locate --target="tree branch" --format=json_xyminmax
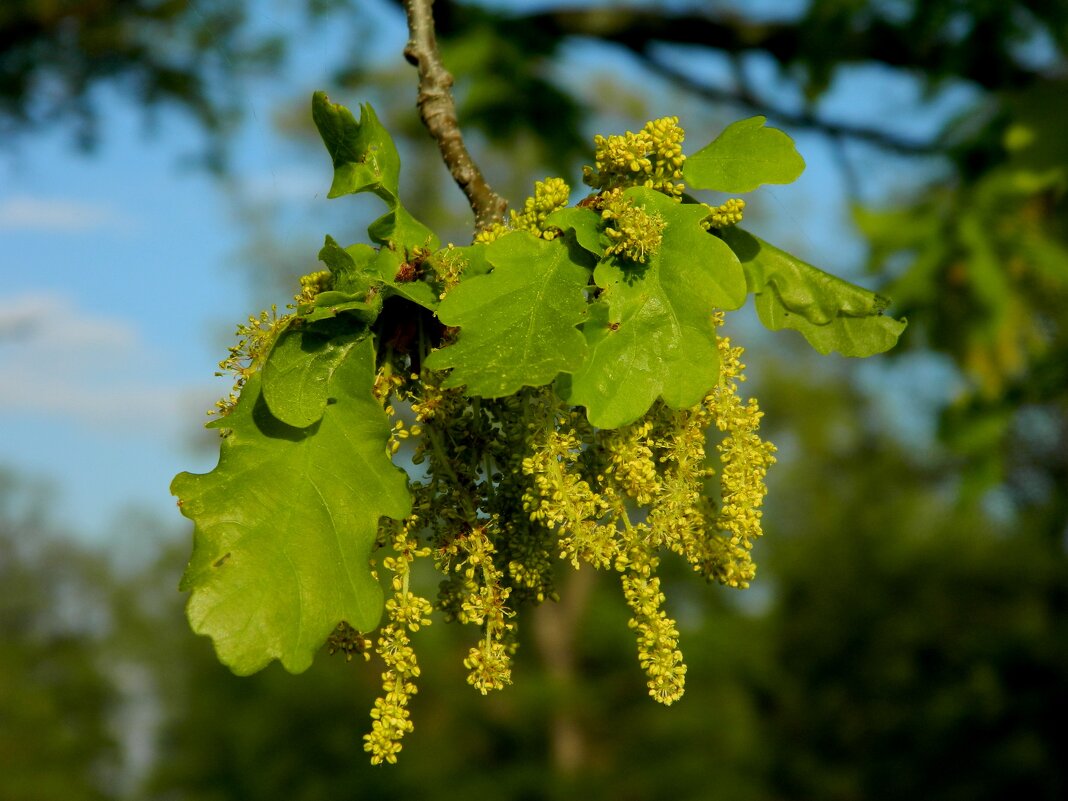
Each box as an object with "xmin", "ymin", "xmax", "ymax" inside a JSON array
[
  {"xmin": 401, "ymin": 0, "xmax": 507, "ymax": 232},
  {"xmin": 640, "ymin": 52, "xmax": 940, "ymax": 156},
  {"xmin": 397, "ymin": 1, "xmax": 1052, "ymax": 155},
  {"xmin": 515, "ymin": 7, "xmax": 1047, "ymax": 92}
]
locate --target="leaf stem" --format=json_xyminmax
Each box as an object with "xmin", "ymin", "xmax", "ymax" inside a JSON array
[{"xmin": 402, "ymin": 0, "xmax": 508, "ymax": 233}]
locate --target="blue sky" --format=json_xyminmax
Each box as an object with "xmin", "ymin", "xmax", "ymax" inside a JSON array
[
  {"xmin": 0, "ymin": 1, "xmax": 407, "ymax": 542},
  {"xmin": 0, "ymin": 1, "xmax": 973, "ymax": 545},
  {"xmin": 1, "ymin": 109, "xmax": 242, "ymax": 540}
]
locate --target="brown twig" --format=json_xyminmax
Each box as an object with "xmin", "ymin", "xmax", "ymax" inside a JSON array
[{"xmin": 402, "ymin": 0, "xmax": 507, "ymax": 232}]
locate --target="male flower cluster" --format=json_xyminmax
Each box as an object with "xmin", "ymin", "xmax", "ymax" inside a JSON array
[
  {"xmin": 703, "ymin": 197, "xmax": 746, "ymax": 229},
  {"xmin": 474, "ymin": 177, "xmax": 571, "ymax": 243},
  {"xmin": 363, "ymin": 510, "xmax": 433, "ymax": 763},
  {"xmin": 598, "ymin": 189, "xmax": 666, "ymax": 264},
  {"xmin": 583, "ymin": 116, "xmax": 687, "ymax": 197}
]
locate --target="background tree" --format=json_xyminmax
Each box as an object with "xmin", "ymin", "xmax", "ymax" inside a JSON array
[{"xmin": 0, "ymin": 470, "xmax": 120, "ymax": 801}]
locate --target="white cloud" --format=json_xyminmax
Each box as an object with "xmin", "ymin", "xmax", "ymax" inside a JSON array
[
  {"xmin": 0, "ymin": 195, "xmax": 135, "ymax": 233},
  {"xmin": 0, "ymin": 293, "xmax": 213, "ymax": 429},
  {"xmin": 0, "ymin": 293, "xmax": 133, "ymax": 348}
]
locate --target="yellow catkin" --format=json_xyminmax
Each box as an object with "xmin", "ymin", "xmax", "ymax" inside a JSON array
[
  {"xmin": 702, "ymin": 198, "xmax": 746, "ymax": 229},
  {"xmin": 599, "ymin": 189, "xmax": 666, "ymax": 263},
  {"xmin": 583, "ymin": 116, "xmax": 687, "ymax": 197},
  {"xmin": 363, "ymin": 519, "xmax": 433, "ymax": 764},
  {"xmin": 474, "ymin": 177, "xmax": 571, "ymax": 243}
]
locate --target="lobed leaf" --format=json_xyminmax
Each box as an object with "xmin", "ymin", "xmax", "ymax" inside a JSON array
[
  {"xmin": 172, "ymin": 338, "xmax": 411, "ymax": 675},
  {"xmin": 684, "ymin": 116, "xmax": 805, "ymax": 193},
  {"xmin": 312, "ymin": 92, "xmax": 400, "ymax": 199},
  {"xmin": 261, "ymin": 329, "xmax": 363, "ymax": 428},
  {"xmin": 562, "ymin": 188, "xmax": 746, "ymax": 428},
  {"xmin": 720, "ymin": 226, "xmax": 906, "ymax": 356},
  {"xmin": 318, "ymin": 236, "xmax": 378, "ymax": 295},
  {"xmin": 425, "ymin": 231, "xmax": 591, "ymax": 397},
  {"xmin": 545, "ymin": 206, "xmax": 604, "ymax": 256},
  {"xmin": 312, "ymin": 93, "xmax": 438, "ymax": 250}
]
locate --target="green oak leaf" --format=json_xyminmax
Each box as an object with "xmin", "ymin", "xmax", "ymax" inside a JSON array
[
  {"xmin": 684, "ymin": 116, "xmax": 805, "ymax": 193},
  {"xmin": 425, "ymin": 231, "xmax": 591, "ymax": 396},
  {"xmin": 318, "ymin": 236, "xmax": 378, "ymax": 295},
  {"xmin": 312, "ymin": 92, "xmax": 400, "ymax": 199},
  {"xmin": 562, "ymin": 188, "xmax": 746, "ymax": 428},
  {"xmin": 311, "ymin": 92, "xmax": 438, "ymax": 250},
  {"xmin": 261, "ymin": 330, "xmax": 363, "ymax": 428},
  {"xmin": 367, "ymin": 206, "xmax": 440, "ymax": 252},
  {"xmin": 300, "ymin": 291, "xmax": 379, "ymax": 325},
  {"xmin": 546, "ymin": 206, "xmax": 605, "ymax": 256},
  {"xmin": 720, "ymin": 226, "xmax": 906, "ymax": 356},
  {"xmin": 172, "ymin": 338, "xmax": 411, "ymax": 675}
]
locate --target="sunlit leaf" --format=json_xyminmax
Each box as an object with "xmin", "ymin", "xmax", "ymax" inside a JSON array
[
  {"xmin": 684, "ymin": 116, "xmax": 805, "ymax": 193},
  {"xmin": 312, "ymin": 93, "xmax": 438, "ymax": 250},
  {"xmin": 562, "ymin": 188, "xmax": 746, "ymax": 428},
  {"xmin": 425, "ymin": 231, "xmax": 591, "ymax": 396},
  {"xmin": 720, "ymin": 226, "xmax": 906, "ymax": 356},
  {"xmin": 172, "ymin": 338, "xmax": 411, "ymax": 675},
  {"xmin": 261, "ymin": 329, "xmax": 363, "ymax": 428},
  {"xmin": 312, "ymin": 93, "xmax": 400, "ymax": 199}
]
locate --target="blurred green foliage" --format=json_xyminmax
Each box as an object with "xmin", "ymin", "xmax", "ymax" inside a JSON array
[
  {"xmin": 0, "ymin": 471, "xmax": 119, "ymax": 801},
  {"xmin": 0, "ymin": 0, "xmax": 285, "ymax": 161},
  {"xmin": 757, "ymin": 369, "xmax": 1068, "ymax": 801},
  {"xmin": 6, "ymin": 357, "xmax": 1067, "ymax": 799},
  {"xmin": 858, "ymin": 78, "xmax": 1068, "ymax": 514}
]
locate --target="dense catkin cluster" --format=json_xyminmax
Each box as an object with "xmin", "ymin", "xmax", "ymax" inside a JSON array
[
  {"xmin": 483, "ymin": 393, "xmax": 560, "ymax": 605},
  {"xmin": 598, "ymin": 189, "xmax": 666, "ymax": 264},
  {"xmin": 334, "ymin": 309, "xmax": 775, "ymax": 761},
  {"xmin": 411, "ymin": 372, "xmax": 522, "ymax": 694},
  {"xmin": 583, "ymin": 116, "xmax": 687, "ymax": 197},
  {"xmin": 475, "ymin": 177, "xmax": 571, "ymax": 244},
  {"xmin": 363, "ymin": 517, "xmax": 434, "ymax": 765},
  {"xmin": 444, "ymin": 525, "xmax": 515, "ymax": 693},
  {"xmin": 327, "ymin": 338, "xmax": 775, "ymax": 760},
  {"xmin": 616, "ymin": 542, "xmax": 687, "ymax": 704},
  {"xmin": 705, "ymin": 333, "xmax": 777, "ymax": 588},
  {"xmin": 521, "ymin": 404, "xmax": 616, "ymax": 570},
  {"xmin": 702, "ymin": 198, "xmax": 746, "ymax": 229}
]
